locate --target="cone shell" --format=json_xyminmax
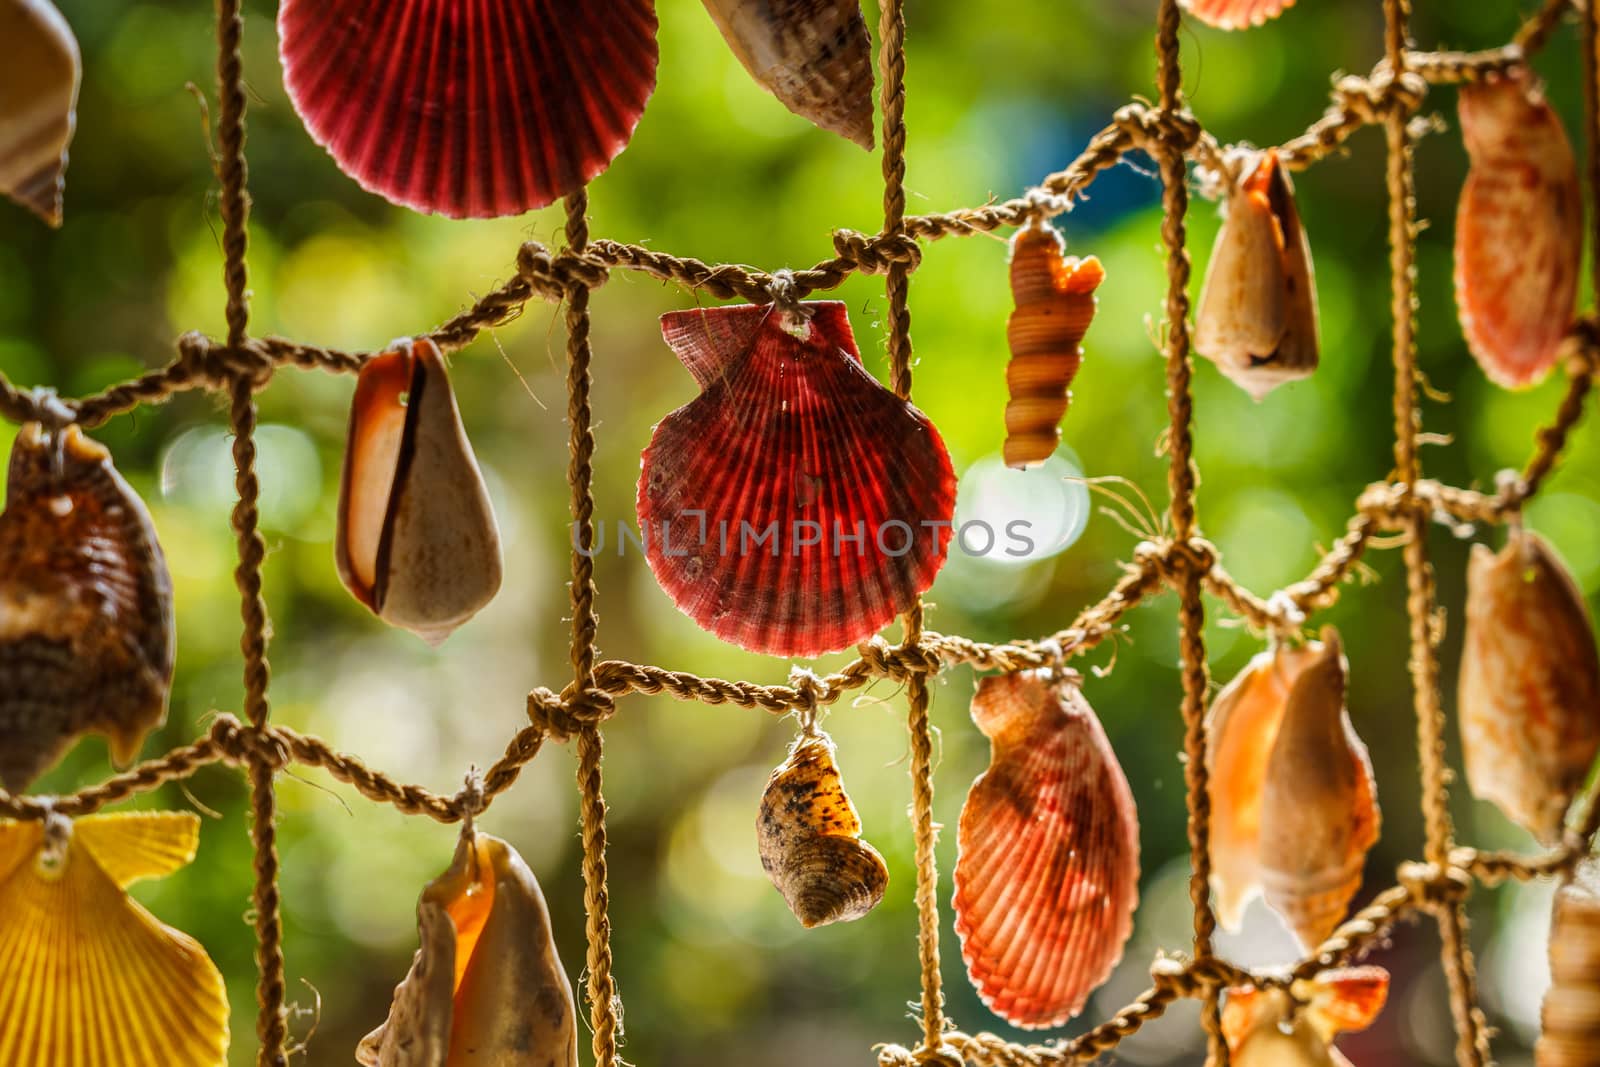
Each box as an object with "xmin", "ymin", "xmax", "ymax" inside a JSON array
[
  {"xmin": 1256, "ymin": 629, "xmax": 1380, "ymax": 951},
  {"xmin": 637, "ymin": 302, "xmax": 957, "ymax": 657},
  {"xmin": 756, "ymin": 729, "xmax": 888, "ymax": 927},
  {"xmin": 1460, "ymin": 529, "xmax": 1600, "ymax": 842},
  {"xmin": 1223, "ymin": 968, "xmax": 1389, "ymax": 1067},
  {"xmin": 952, "ymin": 671, "xmax": 1140, "ymax": 1028},
  {"xmin": 701, "ymin": 0, "xmax": 874, "ymax": 149},
  {"xmin": 337, "ymin": 338, "xmax": 502, "ymax": 646},
  {"xmin": 1003, "ymin": 221, "xmax": 1105, "ymax": 470},
  {"xmin": 0, "ymin": 423, "xmax": 174, "ymax": 791},
  {"xmin": 358, "ymin": 829, "xmax": 577, "ymax": 1067},
  {"xmin": 1195, "ymin": 150, "xmax": 1319, "ymax": 400},
  {"xmin": 278, "ymin": 0, "xmax": 659, "ymax": 218},
  {"xmin": 1184, "ymin": 0, "xmax": 1297, "ymax": 29},
  {"xmin": 1455, "ymin": 69, "xmax": 1581, "ymax": 389},
  {"xmin": 0, "ymin": 0, "xmax": 79, "ymax": 226},
  {"xmin": 1538, "ymin": 859, "xmax": 1600, "ymax": 1067},
  {"xmin": 0, "ymin": 812, "xmax": 229, "ymax": 1065},
  {"xmin": 1206, "ymin": 641, "xmax": 1322, "ymax": 931}
]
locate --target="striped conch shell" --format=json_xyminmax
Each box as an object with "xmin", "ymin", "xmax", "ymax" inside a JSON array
[
  {"xmin": 1539, "ymin": 859, "xmax": 1600, "ymax": 1067},
  {"xmin": 953, "ymin": 671, "xmax": 1140, "ymax": 1028},
  {"xmin": 358, "ymin": 828, "xmax": 578, "ymax": 1067},
  {"xmin": 700, "ymin": 0, "xmax": 874, "ymax": 148},
  {"xmin": 1460, "ymin": 529, "xmax": 1600, "ymax": 843},
  {"xmin": 756, "ymin": 727, "xmax": 888, "ymax": 927},
  {"xmin": 1256, "ymin": 629, "xmax": 1380, "ymax": 950},
  {"xmin": 1195, "ymin": 149, "xmax": 1319, "ymax": 400},
  {"xmin": 337, "ymin": 338, "xmax": 503, "ymax": 646},
  {"xmin": 0, "ymin": 811, "xmax": 229, "ymax": 1065},
  {"xmin": 1455, "ymin": 68, "xmax": 1581, "ymax": 389},
  {"xmin": 0, "ymin": 0, "xmax": 80, "ymax": 226},
  {"xmin": 0, "ymin": 423, "xmax": 174, "ymax": 791},
  {"xmin": 1003, "ymin": 220, "xmax": 1105, "ymax": 469},
  {"xmin": 1223, "ymin": 967, "xmax": 1389, "ymax": 1067}
]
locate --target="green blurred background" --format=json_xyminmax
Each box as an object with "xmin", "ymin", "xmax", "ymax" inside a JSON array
[{"xmin": 3, "ymin": 0, "xmax": 1598, "ymax": 1063}]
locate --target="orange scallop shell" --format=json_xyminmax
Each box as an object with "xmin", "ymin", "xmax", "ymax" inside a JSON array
[
  {"xmin": 1539, "ymin": 859, "xmax": 1600, "ymax": 1067},
  {"xmin": 1184, "ymin": 0, "xmax": 1297, "ymax": 29},
  {"xmin": 0, "ymin": 0, "xmax": 80, "ymax": 226},
  {"xmin": 1223, "ymin": 967, "xmax": 1389, "ymax": 1067}
]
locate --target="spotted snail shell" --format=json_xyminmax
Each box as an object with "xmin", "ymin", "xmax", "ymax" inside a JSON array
[
  {"xmin": 336, "ymin": 338, "xmax": 503, "ymax": 646},
  {"xmin": 756, "ymin": 728, "xmax": 888, "ymax": 928},
  {"xmin": 0, "ymin": 423, "xmax": 174, "ymax": 792},
  {"xmin": 1455, "ymin": 68, "xmax": 1581, "ymax": 389},
  {"xmin": 1256, "ymin": 629, "xmax": 1380, "ymax": 951},
  {"xmin": 0, "ymin": 0, "xmax": 79, "ymax": 226},
  {"xmin": 1183, "ymin": 0, "xmax": 1297, "ymax": 30},
  {"xmin": 1003, "ymin": 221, "xmax": 1105, "ymax": 470},
  {"xmin": 1460, "ymin": 529, "xmax": 1600, "ymax": 843},
  {"xmin": 700, "ymin": 0, "xmax": 874, "ymax": 149},
  {"xmin": 1223, "ymin": 967, "xmax": 1389, "ymax": 1067},
  {"xmin": 358, "ymin": 829, "xmax": 578, "ymax": 1067},
  {"xmin": 1539, "ymin": 859, "xmax": 1600, "ymax": 1067},
  {"xmin": 1195, "ymin": 149, "xmax": 1319, "ymax": 401},
  {"xmin": 952, "ymin": 671, "xmax": 1140, "ymax": 1029}
]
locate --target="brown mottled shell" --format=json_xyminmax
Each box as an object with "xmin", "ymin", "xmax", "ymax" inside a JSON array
[
  {"xmin": 358, "ymin": 829, "xmax": 577, "ymax": 1067},
  {"xmin": 700, "ymin": 0, "xmax": 874, "ymax": 149},
  {"xmin": 0, "ymin": 0, "xmax": 79, "ymax": 226},
  {"xmin": 1184, "ymin": 0, "xmax": 1298, "ymax": 30},
  {"xmin": 952, "ymin": 671, "xmax": 1140, "ymax": 1029},
  {"xmin": 1538, "ymin": 859, "xmax": 1600, "ymax": 1067},
  {"xmin": 1223, "ymin": 968, "xmax": 1388, "ymax": 1067},
  {"xmin": 0, "ymin": 423, "xmax": 174, "ymax": 791},
  {"xmin": 337, "ymin": 338, "xmax": 502, "ymax": 646},
  {"xmin": 1455, "ymin": 68, "xmax": 1581, "ymax": 389},
  {"xmin": 756, "ymin": 729, "xmax": 887, "ymax": 928},
  {"xmin": 1003, "ymin": 221, "xmax": 1105, "ymax": 469},
  {"xmin": 1195, "ymin": 149, "xmax": 1319, "ymax": 401},
  {"xmin": 1460, "ymin": 529, "xmax": 1600, "ymax": 843},
  {"xmin": 1256, "ymin": 629, "xmax": 1380, "ymax": 951}
]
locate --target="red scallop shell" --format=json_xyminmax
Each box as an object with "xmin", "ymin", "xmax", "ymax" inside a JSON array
[
  {"xmin": 1184, "ymin": 0, "xmax": 1296, "ymax": 29},
  {"xmin": 637, "ymin": 302, "xmax": 956, "ymax": 658},
  {"xmin": 277, "ymin": 0, "xmax": 659, "ymax": 218},
  {"xmin": 952, "ymin": 671, "xmax": 1140, "ymax": 1029}
]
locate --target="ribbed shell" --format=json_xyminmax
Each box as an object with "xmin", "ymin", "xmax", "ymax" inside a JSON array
[
  {"xmin": 756, "ymin": 730, "xmax": 887, "ymax": 928},
  {"xmin": 0, "ymin": 812, "xmax": 229, "ymax": 1066},
  {"xmin": 1455, "ymin": 69, "xmax": 1581, "ymax": 389},
  {"xmin": 0, "ymin": 0, "xmax": 79, "ymax": 226},
  {"xmin": 701, "ymin": 0, "xmax": 874, "ymax": 148},
  {"xmin": 1223, "ymin": 968, "xmax": 1388, "ymax": 1067},
  {"xmin": 637, "ymin": 302, "xmax": 957, "ymax": 657},
  {"xmin": 1256, "ymin": 629, "xmax": 1380, "ymax": 951},
  {"xmin": 1184, "ymin": 0, "xmax": 1297, "ymax": 29},
  {"xmin": 0, "ymin": 423, "xmax": 174, "ymax": 791},
  {"xmin": 952, "ymin": 671, "xmax": 1140, "ymax": 1029},
  {"xmin": 1003, "ymin": 221, "xmax": 1104, "ymax": 470},
  {"xmin": 1539, "ymin": 859, "xmax": 1600, "ymax": 1067},
  {"xmin": 278, "ymin": 0, "xmax": 659, "ymax": 218},
  {"xmin": 1460, "ymin": 530, "xmax": 1600, "ymax": 843}
]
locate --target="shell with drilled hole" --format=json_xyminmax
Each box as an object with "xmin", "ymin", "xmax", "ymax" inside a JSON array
[
  {"xmin": 278, "ymin": 0, "xmax": 659, "ymax": 218},
  {"xmin": 1460, "ymin": 529, "xmax": 1600, "ymax": 842},
  {"xmin": 757, "ymin": 729, "xmax": 888, "ymax": 927},
  {"xmin": 0, "ymin": 812, "xmax": 229, "ymax": 1065},
  {"xmin": 1183, "ymin": 0, "xmax": 1298, "ymax": 30},
  {"xmin": 1002, "ymin": 221, "xmax": 1105, "ymax": 469},
  {"xmin": 1455, "ymin": 68, "xmax": 1581, "ymax": 389},
  {"xmin": 1195, "ymin": 149, "xmax": 1319, "ymax": 400},
  {"xmin": 0, "ymin": 0, "xmax": 79, "ymax": 226},
  {"xmin": 1539, "ymin": 859, "xmax": 1600, "ymax": 1067},
  {"xmin": 358, "ymin": 829, "xmax": 577, "ymax": 1067},
  {"xmin": 337, "ymin": 338, "xmax": 503, "ymax": 646},
  {"xmin": 636, "ymin": 302, "xmax": 957, "ymax": 657},
  {"xmin": 0, "ymin": 423, "xmax": 174, "ymax": 791},
  {"xmin": 952, "ymin": 671, "xmax": 1140, "ymax": 1029},
  {"xmin": 1223, "ymin": 967, "xmax": 1389, "ymax": 1067}
]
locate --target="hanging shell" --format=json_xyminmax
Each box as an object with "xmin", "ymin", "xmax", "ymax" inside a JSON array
[
  {"xmin": 1256, "ymin": 629, "xmax": 1380, "ymax": 951},
  {"xmin": 952, "ymin": 671, "xmax": 1140, "ymax": 1029},
  {"xmin": 0, "ymin": 0, "xmax": 79, "ymax": 226},
  {"xmin": 1455, "ymin": 68, "xmax": 1581, "ymax": 389},
  {"xmin": 1459, "ymin": 529, "xmax": 1600, "ymax": 842},
  {"xmin": 1195, "ymin": 149, "xmax": 1319, "ymax": 400},
  {"xmin": 278, "ymin": 0, "xmax": 659, "ymax": 218},
  {"xmin": 1538, "ymin": 859, "xmax": 1600, "ymax": 1067},
  {"xmin": 1206, "ymin": 640, "xmax": 1322, "ymax": 931},
  {"xmin": 1183, "ymin": 0, "xmax": 1297, "ymax": 29},
  {"xmin": 701, "ymin": 0, "xmax": 874, "ymax": 149},
  {"xmin": 0, "ymin": 423, "xmax": 174, "ymax": 791},
  {"xmin": 337, "ymin": 338, "xmax": 502, "ymax": 646},
  {"xmin": 1223, "ymin": 967, "xmax": 1389, "ymax": 1067},
  {"xmin": 756, "ymin": 728, "xmax": 888, "ymax": 927},
  {"xmin": 1002, "ymin": 220, "xmax": 1105, "ymax": 469},
  {"xmin": 637, "ymin": 302, "xmax": 957, "ymax": 658},
  {"xmin": 0, "ymin": 811, "xmax": 229, "ymax": 1065},
  {"xmin": 358, "ymin": 828, "xmax": 577, "ymax": 1067}
]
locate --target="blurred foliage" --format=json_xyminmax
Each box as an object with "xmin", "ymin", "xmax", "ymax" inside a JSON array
[{"xmin": 2, "ymin": 0, "xmax": 1598, "ymax": 1064}]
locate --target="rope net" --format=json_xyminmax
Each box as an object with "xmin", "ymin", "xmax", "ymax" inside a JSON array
[{"xmin": 1, "ymin": 0, "xmax": 1598, "ymax": 1064}]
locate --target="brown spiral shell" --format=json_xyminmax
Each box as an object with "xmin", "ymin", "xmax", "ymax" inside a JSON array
[
  {"xmin": 0, "ymin": 0, "xmax": 80, "ymax": 226},
  {"xmin": 1539, "ymin": 859, "xmax": 1600, "ymax": 1067}
]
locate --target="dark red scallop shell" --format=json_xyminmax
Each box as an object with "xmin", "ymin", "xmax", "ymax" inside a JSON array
[
  {"xmin": 637, "ymin": 302, "xmax": 957, "ymax": 658},
  {"xmin": 277, "ymin": 0, "xmax": 659, "ymax": 219}
]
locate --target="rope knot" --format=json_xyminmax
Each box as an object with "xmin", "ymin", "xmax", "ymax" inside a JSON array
[
  {"xmin": 516, "ymin": 242, "xmax": 608, "ymax": 299},
  {"xmin": 210, "ymin": 715, "xmax": 292, "ymax": 771},
  {"xmin": 27, "ymin": 387, "xmax": 77, "ymax": 430},
  {"xmin": 526, "ymin": 685, "xmax": 615, "ymax": 742},
  {"xmin": 1335, "ymin": 69, "xmax": 1426, "ymax": 124},
  {"xmin": 768, "ymin": 268, "xmax": 807, "ymax": 315},
  {"xmin": 1112, "ymin": 103, "xmax": 1202, "ymax": 153},
  {"xmin": 832, "ymin": 229, "xmax": 923, "ymax": 274},
  {"xmin": 1398, "ymin": 860, "xmax": 1471, "ymax": 907},
  {"xmin": 786, "ymin": 665, "xmax": 829, "ymax": 727},
  {"xmin": 857, "ymin": 636, "xmax": 942, "ymax": 681},
  {"xmin": 177, "ymin": 331, "xmax": 274, "ymax": 389}
]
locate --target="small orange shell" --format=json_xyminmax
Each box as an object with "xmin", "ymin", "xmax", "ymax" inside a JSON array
[
  {"xmin": 0, "ymin": 0, "xmax": 79, "ymax": 226},
  {"xmin": 1184, "ymin": 0, "xmax": 1298, "ymax": 30},
  {"xmin": 1538, "ymin": 859, "xmax": 1600, "ymax": 1067},
  {"xmin": 1223, "ymin": 967, "xmax": 1389, "ymax": 1067}
]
